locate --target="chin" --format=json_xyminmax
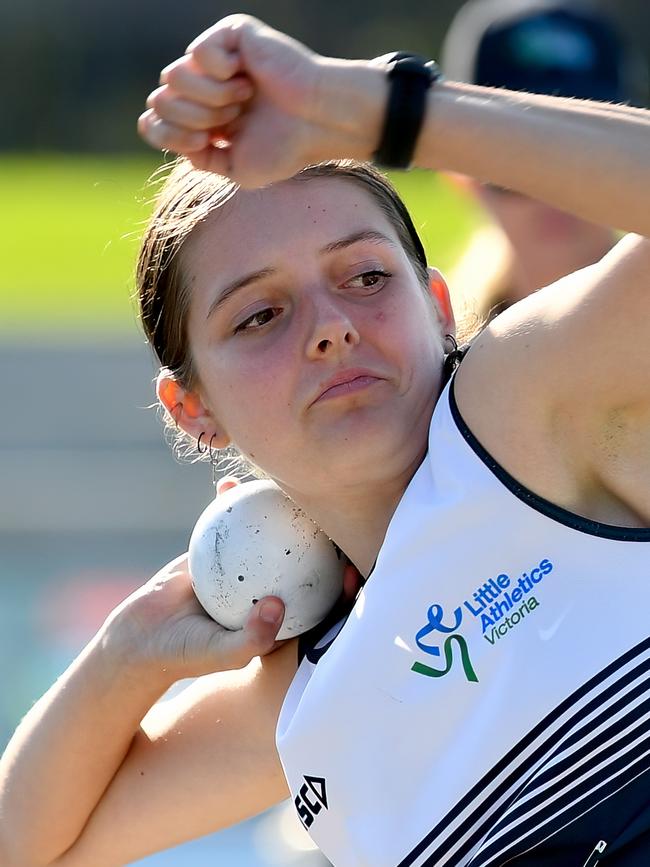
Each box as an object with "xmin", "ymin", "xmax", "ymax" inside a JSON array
[{"xmin": 332, "ymin": 413, "xmax": 429, "ymax": 479}]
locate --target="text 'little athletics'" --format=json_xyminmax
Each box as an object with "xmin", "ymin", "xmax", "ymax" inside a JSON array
[{"xmin": 464, "ymin": 558, "xmax": 554, "ymax": 643}]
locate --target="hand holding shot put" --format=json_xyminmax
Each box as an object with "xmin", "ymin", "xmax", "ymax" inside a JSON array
[
  {"xmin": 189, "ymin": 479, "xmax": 345, "ymax": 638},
  {"xmin": 1, "ymin": 11, "xmax": 649, "ymax": 867}
]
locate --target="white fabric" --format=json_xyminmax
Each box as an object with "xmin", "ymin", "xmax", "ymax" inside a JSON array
[{"xmin": 276, "ymin": 379, "xmax": 650, "ymax": 867}]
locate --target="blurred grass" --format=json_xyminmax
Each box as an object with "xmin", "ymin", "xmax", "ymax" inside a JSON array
[
  {"xmin": 0, "ymin": 154, "xmax": 159, "ymax": 340},
  {"xmin": 0, "ymin": 155, "xmax": 484, "ymax": 341}
]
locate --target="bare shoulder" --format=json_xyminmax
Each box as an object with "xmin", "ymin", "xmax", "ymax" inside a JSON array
[
  {"xmin": 59, "ymin": 639, "xmax": 299, "ymax": 867},
  {"xmin": 452, "ymin": 235, "xmax": 650, "ymax": 523},
  {"xmin": 458, "ymin": 234, "xmax": 650, "ymax": 408}
]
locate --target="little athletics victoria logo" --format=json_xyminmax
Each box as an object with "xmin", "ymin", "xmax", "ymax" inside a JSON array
[{"xmin": 412, "ymin": 557, "xmax": 554, "ymax": 682}]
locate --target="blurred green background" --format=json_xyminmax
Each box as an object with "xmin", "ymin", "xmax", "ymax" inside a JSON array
[
  {"xmin": 0, "ymin": 156, "xmax": 484, "ymax": 337},
  {"xmin": 3, "ymin": 0, "xmax": 648, "ymax": 340}
]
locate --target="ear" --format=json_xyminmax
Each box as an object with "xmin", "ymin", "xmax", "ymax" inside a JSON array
[
  {"xmin": 156, "ymin": 370, "xmax": 230, "ymax": 448},
  {"xmin": 427, "ymin": 268, "xmax": 455, "ymax": 338}
]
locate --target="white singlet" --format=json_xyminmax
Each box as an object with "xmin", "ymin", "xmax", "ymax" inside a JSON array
[{"xmin": 276, "ymin": 375, "xmax": 650, "ymax": 867}]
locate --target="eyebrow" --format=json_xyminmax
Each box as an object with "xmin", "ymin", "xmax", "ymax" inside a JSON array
[{"xmin": 206, "ymin": 229, "xmax": 396, "ymax": 320}]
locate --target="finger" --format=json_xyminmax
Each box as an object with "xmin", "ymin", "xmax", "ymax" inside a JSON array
[
  {"xmin": 186, "ymin": 14, "xmax": 257, "ymax": 69},
  {"xmin": 342, "ymin": 562, "xmax": 363, "ymax": 601},
  {"xmin": 186, "ymin": 143, "xmax": 234, "ymax": 176},
  {"xmin": 146, "ymin": 86, "xmax": 243, "ymax": 131},
  {"xmin": 216, "ymin": 476, "xmax": 240, "ymax": 496},
  {"xmin": 138, "ymin": 109, "xmax": 211, "ymax": 154},
  {"xmin": 189, "ymin": 39, "xmax": 243, "ymax": 81},
  {"xmin": 161, "ymin": 57, "xmax": 254, "ymax": 108},
  {"xmin": 225, "ymin": 596, "xmax": 285, "ymax": 664}
]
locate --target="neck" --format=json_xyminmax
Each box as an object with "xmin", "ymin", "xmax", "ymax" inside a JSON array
[{"xmin": 281, "ymin": 442, "xmax": 428, "ymax": 579}]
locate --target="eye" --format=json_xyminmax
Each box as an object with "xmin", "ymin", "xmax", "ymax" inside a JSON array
[
  {"xmin": 344, "ymin": 269, "xmax": 391, "ymax": 292},
  {"xmin": 234, "ymin": 307, "xmax": 282, "ymax": 334}
]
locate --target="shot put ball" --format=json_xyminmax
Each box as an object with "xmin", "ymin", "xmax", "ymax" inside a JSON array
[{"xmin": 188, "ymin": 480, "xmax": 345, "ymax": 639}]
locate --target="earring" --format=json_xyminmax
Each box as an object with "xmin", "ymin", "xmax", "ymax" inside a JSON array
[
  {"xmin": 197, "ymin": 432, "xmax": 220, "ymax": 486},
  {"xmin": 208, "ymin": 434, "xmax": 219, "ymax": 488},
  {"xmin": 443, "ymin": 333, "xmax": 465, "ymax": 379}
]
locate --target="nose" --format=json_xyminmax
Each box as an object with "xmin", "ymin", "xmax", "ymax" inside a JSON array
[{"xmin": 306, "ymin": 295, "xmax": 360, "ymax": 359}]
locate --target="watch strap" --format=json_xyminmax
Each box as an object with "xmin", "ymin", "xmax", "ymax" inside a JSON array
[{"xmin": 373, "ymin": 52, "xmax": 443, "ymax": 169}]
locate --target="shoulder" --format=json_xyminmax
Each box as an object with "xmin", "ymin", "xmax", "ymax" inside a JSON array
[
  {"xmin": 451, "ymin": 236, "xmax": 650, "ymax": 517},
  {"xmin": 456, "ymin": 234, "xmax": 650, "ymax": 420}
]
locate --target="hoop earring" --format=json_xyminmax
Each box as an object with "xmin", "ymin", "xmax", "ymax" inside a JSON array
[
  {"xmin": 443, "ymin": 333, "xmax": 466, "ymax": 379},
  {"xmin": 196, "ymin": 432, "xmax": 207, "ymax": 454}
]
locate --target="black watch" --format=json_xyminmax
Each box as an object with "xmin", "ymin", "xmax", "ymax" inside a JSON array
[{"xmin": 373, "ymin": 52, "xmax": 443, "ymax": 170}]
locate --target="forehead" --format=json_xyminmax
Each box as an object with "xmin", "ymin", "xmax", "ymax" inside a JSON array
[{"xmin": 184, "ymin": 176, "xmax": 400, "ymax": 282}]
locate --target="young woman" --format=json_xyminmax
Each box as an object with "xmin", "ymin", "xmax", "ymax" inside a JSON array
[{"xmin": 1, "ymin": 14, "xmax": 649, "ymax": 867}]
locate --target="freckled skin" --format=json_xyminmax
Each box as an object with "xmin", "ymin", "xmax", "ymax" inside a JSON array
[{"xmin": 185, "ymin": 177, "xmax": 445, "ymax": 501}]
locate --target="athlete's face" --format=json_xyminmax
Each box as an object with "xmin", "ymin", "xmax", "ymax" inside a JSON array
[{"xmin": 170, "ymin": 177, "xmax": 451, "ymax": 495}]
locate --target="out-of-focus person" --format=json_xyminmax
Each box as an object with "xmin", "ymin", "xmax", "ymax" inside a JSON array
[{"xmin": 441, "ymin": 0, "xmax": 649, "ymax": 323}]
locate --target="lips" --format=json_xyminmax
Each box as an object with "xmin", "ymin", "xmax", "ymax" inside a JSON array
[{"xmin": 311, "ymin": 368, "xmax": 385, "ymax": 405}]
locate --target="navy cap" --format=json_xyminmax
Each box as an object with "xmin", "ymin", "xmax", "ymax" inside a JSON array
[{"xmin": 441, "ymin": 0, "xmax": 647, "ymax": 105}]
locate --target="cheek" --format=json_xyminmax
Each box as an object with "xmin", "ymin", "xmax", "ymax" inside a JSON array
[
  {"xmin": 380, "ymin": 290, "xmax": 441, "ymax": 346},
  {"xmin": 212, "ymin": 347, "xmax": 294, "ymax": 434}
]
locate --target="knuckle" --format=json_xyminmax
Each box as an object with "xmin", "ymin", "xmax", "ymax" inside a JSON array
[
  {"xmin": 232, "ymin": 13, "xmax": 258, "ymax": 29},
  {"xmin": 191, "ymin": 39, "xmax": 214, "ymax": 67},
  {"xmin": 161, "ymin": 60, "xmax": 185, "ymax": 88},
  {"xmin": 148, "ymin": 86, "xmax": 170, "ymax": 113}
]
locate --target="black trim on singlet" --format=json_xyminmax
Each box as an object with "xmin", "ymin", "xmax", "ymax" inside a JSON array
[
  {"xmin": 396, "ymin": 633, "xmax": 650, "ymax": 867},
  {"xmin": 448, "ymin": 375, "xmax": 650, "ymax": 542},
  {"xmin": 297, "ymin": 597, "xmax": 352, "ymax": 666}
]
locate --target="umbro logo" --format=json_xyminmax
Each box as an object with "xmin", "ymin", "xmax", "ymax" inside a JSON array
[{"xmin": 294, "ymin": 774, "xmax": 328, "ymax": 829}]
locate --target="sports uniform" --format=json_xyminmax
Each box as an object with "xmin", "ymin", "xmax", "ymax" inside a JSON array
[{"xmin": 276, "ymin": 373, "xmax": 650, "ymax": 867}]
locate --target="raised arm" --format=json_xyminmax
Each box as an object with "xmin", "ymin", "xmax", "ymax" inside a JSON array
[
  {"xmin": 0, "ymin": 555, "xmax": 292, "ymax": 867},
  {"xmin": 138, "ymin": 14, "xmax": 650, "ymax": 238}
]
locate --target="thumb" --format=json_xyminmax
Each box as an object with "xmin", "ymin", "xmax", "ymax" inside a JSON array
[{"xmin": 240, "ymin": 596, "xmax": 286, "ymax": 656}]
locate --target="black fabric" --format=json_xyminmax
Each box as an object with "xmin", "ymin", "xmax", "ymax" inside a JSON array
[
  {"xmin": 297, "ymin": 596, "xmax": 352, "ymax": 666},
  {"xmin": 396, "ymin": 635, "xmax": 650, "ymax": 867}
]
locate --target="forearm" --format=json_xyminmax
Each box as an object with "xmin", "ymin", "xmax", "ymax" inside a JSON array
[
  {"xmin": 138, "ymin": 13, "xmax": 650, "ymax": 226},
  {"xmin": 0, "ymin": 628, "xmax": 172, "ymax": 867},
  {"xmin": 415, "ymin": 80, "xmax": 650, "ymax": 237}
]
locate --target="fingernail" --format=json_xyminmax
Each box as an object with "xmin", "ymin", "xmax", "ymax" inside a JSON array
[
  {"xmin": 259, "ymin": 601, "xmax": 282, "ymax": 624},
  {"xmin": 145, "ymin": 117, "xmax": 165, "ymax": 147}
]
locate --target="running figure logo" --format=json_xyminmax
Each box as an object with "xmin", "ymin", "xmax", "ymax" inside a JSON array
[{"xmin": 412, "ymin": 604, "xmax": 479, "ymax": 682}]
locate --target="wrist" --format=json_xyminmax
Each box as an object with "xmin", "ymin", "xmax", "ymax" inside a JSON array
[
  {"xmin": 311, "ymin": 58, "xmax": 387, "ymax": 162},
  {"xmin": 373, "ymin": 54, "xmax": 443, "ymax": 169},
  {"xmin": 97, "ymin": 610, "xmax": 180, "ymax": 692}
]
